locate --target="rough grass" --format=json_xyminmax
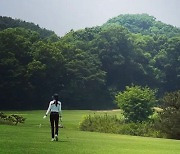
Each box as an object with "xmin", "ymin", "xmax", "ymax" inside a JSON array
[{"xmin": 0, "ymin": 110, "xmax": 180, "ymax": 154}]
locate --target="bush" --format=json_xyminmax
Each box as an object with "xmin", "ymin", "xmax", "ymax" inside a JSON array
[
  {"xmin": 0, "ymin": 118, "xmax": 14, "ymax": 125},
  {"xmin": 115, "ymin": 85, "xmax": 157, "ymax": 122},
  {"xmin": 0, "ymin": 112, "xmax": 26, "ymax": 125},
  {"xmin": 157, "ymin": 90, "xmax": 180, "ymax": 139},
  {"xmin": 79, "ymin": 114, "xmax": 123, "ymax": 134},
  {"xmin": 10, "ymin": 114, "xmax": 26, "ymax": 125},
  {"xmin": 79, "ymin": 113, "xmax": 163, "ymax": 138},
  {"xmin": 118, "ymin": 121, "xmax": 163, "ymax": 138}
]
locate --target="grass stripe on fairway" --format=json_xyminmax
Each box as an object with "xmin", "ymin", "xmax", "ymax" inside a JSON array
[{"xmin": 0, "ymin": 110, "xmax": 180, "ymax": 154}]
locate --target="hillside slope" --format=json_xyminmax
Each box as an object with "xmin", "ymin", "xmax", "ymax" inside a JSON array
[
  {"xmin": 0, "ymin": 16, "xmax": 56, "ymax": 39},
  {"xmin": 104, "ymin": 14, "xmax": 180, "ymax": 37}
]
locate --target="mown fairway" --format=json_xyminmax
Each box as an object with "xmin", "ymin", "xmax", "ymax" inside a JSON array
[{"xmin": 0, "ymin": 110, "xmax": 180, "ymax": 154}]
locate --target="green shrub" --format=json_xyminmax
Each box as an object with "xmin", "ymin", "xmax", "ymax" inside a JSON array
[
  {"xmin": 79, "ymin": 113, "xmax": 163, "ymax": 138},
  {"xmin": 157, "ymin": 90, "xmax": 180, "ymax": 139},
  {"xmin": 0, "ymin": 118, "xmax": 14, "ymax": 125},
  {"xmin": 10, "ymin": 114, "xmax": 26, "ymax": 125},
  {"xmin": 79, "ymin": 114, "xmax": 123, "ymax": 134},
  {"xmin": 118, "ymin": 121, "xmax": 163, "ymax": 138},
  {"xmin": 115, "ymin": 85, "xmax": 157, "ymax": 122},
  {"xmin": 0, "ymin": 112, "xmax": 26, "ymax": 125},
  {"xmin": 0, "ymin": 112, "xmax": 7, "ymax": 119}
]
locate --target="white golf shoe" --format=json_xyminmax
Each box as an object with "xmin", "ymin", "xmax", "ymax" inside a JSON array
[{"xmin": 55, "ymin": 134, "xmax": 58, "ymax": 141}]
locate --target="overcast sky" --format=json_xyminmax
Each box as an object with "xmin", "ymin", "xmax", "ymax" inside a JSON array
[{"xmin": 0, "ymin": 0, "xmax": 180, "ymax": 36}]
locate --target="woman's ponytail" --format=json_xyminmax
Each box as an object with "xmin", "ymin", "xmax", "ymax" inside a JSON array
[{"xmin": 53, "ymin": 93, "xmax": 59, "ymax": 107}]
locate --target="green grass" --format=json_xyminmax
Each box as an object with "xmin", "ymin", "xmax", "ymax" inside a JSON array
[{"xmin": 0, "ymin": 110, "xmax": 180, "ymax": 154}]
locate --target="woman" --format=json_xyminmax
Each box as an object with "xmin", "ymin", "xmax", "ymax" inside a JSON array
[{"xmin": 43, "ymin": 93, "xmax": 62, "ymax": 141}]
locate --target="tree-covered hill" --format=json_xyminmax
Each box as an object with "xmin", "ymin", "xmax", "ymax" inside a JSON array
[
  {"xmin": 0, "ymin": 16, "xmax": 57, "ymax": 39},
  {"xmin": 104, "ymin": 14, "xmax": 180, "ymax": 37},
  {"xmin": 0, "ymin": 14, "xmax": 180, "ymax": 110}
]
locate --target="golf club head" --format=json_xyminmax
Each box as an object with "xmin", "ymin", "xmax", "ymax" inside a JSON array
[{"xmin": 58, "ymin": 123, "xmax": 64, "ymax": 128}]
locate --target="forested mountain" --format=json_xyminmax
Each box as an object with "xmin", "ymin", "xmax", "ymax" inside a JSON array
[
  {"xmin": 0, "ymin": 14, "xmax": 180, "ymax": 110},
  {"xmin": 104, "ymin": 14, "xmax": 180, "ymax": 37},
  {"xmin": 0, "ymin": 16, "xmax": 57, "ymax": 39}
]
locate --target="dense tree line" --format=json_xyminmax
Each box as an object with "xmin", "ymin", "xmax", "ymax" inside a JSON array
[
  {"xmin": 0, "ymin": 14, "xmax": 180, "ymax": 110},
  {"xmin": 0, "ymin": 16, "xmax": 57, "ymax": 39},
  {"xmin": 105, "ymin": 14, "xmax": 180, "ymax": 37}
]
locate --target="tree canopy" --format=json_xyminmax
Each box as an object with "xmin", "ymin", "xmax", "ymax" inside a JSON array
[
  {"xmin": 0, "ymin": 14, "xmax": 180, "ymax": 110},
  {"xmin": 105, "ymin": 14, "xmax": 180, "ymax": 37},
  {"xmin": 115, "ymin": 85, "xmax": 157, "ymax": 122}
]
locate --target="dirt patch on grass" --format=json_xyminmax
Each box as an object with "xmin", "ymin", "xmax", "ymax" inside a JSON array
[{"xmin": 93, "ymin": 109, "xmax": 121, "ymax": 113}]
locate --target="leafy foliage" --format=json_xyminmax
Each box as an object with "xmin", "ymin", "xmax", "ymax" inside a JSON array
[
  {"xmin": 0, "ymin": 16, "xmax": 56, "ymax": 39},
  {"xmin": 0, "ymin": 14, "xmax": 180, "ymax": 110},
  {"xmin": 79, "ymin": 114, "xmax": 122, "ymax": 133},
  {"xmin": 105, "ymin": 14, "xmax": 180, "ymax": 37},
  {"xmin": 0, "ymin": 112, "xmax": 26, "ymax": 125},
  {"xmin": 157, "ymin": 91, "xmax": 180, "ymax": 139},
  {"xmin": 79, "ymin": 113, "xmax": 162, "ymax": 138},
  {"xmin": 115, "ymin": 85, "xmax": 157, "ymax": 122}
]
